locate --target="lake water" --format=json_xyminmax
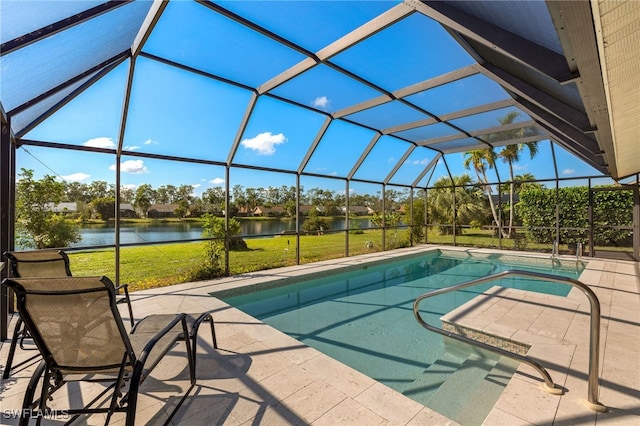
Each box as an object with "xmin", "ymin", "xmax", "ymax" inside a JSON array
[{"xmin": 71, "ymin": 218, "xmax": 378, "ymax": 247}]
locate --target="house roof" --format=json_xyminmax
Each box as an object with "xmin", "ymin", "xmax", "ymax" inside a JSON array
[
  {"xmin": 148, "ymin": 203, "xmax": 177, "ymax": 212},
  {"xmin": 45, "ymin": 202, "xmax": 77, "ymax": 212}
]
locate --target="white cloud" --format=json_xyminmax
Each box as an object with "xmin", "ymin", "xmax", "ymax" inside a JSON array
[
  {"xmin": 124, "ymin": 145, "xmax": 140, "ymax": 151},
  {"xmin": 61, "ymin": 172, "xmax": 90, "ymax": 182},
  {"xmin": 109, "ymin": 159, "xmax": 148, "ymax": 174},
  {"xmin": 241, "ymin": 132, "xmax": 286, "ymax": 155},
  {"xmin": 562, "ymin": 168, "xmax": 575, "ymax": 175},
  {"xmin": 144, "ymin": 139, "xmax": 158, "ymax": 145},
  {"xmin": 192, "ymin": 183, "xmax": 201, "ymax": 189},
  {"xmin": 513, "ymin": 163, "xmax": 528, "ymax": 171},
  {"xmin": 312, "ymin": 96, "xmax": 330, "ymax": 109},
  {"xmin": 84, "ymin": 137, "xmax": 115, "ymax": 148},
  {"xmin": 122, "ymin": 184, "xmax": 137, "ymax": 190},
  {"xmin": 210, "ymin": 177, "xmax": 225, "ymax": 185},
  {"xmin": 410, "ymin": 158, "xmax": 430, "ymax": 165}
]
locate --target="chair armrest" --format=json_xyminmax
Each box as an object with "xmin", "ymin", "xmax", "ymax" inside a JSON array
[
  {"xmin": 128, "ymin": 314, "xmax": 189, "ymax": 390},
  {"xmin": 113, "ymin": 283, "xmax": 128, "ymax": 293},
  {"xmin": 114, "ymin": 283, "xmax": 135, "ymax": 329}
]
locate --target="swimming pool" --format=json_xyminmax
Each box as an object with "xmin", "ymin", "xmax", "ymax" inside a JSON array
[{"xmin": 222, "ymin": 250, "xmax": 585, "ymax": 424}]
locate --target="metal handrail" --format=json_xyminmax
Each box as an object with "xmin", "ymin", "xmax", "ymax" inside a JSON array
[
  {"xmin": 413, "ymin": 269, "xmax": 607, "ymax": 412},
  {"xmin": 552, "ymin": 240, "xmax": 559, "ymax": 259},
  {"xmin": 577, "ymin": 242, "xmax": 583, "ymax": 262}
]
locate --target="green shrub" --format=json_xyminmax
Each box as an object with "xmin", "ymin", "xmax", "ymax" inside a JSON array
[
  {"xmin": 302, "ymin": 208, "xmax": 327, "ymax": 233},
  {"xmin": 519, "ymin": 186, "xmax": 632, "ymax": 245}
]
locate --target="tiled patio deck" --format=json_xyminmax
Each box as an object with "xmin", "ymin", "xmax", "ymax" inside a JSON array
[{"xmin": 1, "ymin": 246, "xmax": 638, "ymax": 425}]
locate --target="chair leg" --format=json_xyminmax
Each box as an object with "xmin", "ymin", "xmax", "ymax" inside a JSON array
[
  {"xmin": 182, "ymin": 318, "xmax": 196, "ymax": 385},
  {"xmin": 3, "ymin": 316, "xmax": 24, "ymax": 379},
  {"xmin": 105, "ymin": 355, "xmax": 129, "ymax": 425},
  {"xmin": 19, "ymin": 361, "xmax": 45, "ymax": 426},
  {"xmin": 164, "ymin": 319, "xmax": 197, "ymax": 425},
  {"xmin": 210, "ymin": 316, "xmax": 217, "ymax": 349},
  {"xmin": 189, "ymin": 313, "xmax": 217, "ymax": 378}
]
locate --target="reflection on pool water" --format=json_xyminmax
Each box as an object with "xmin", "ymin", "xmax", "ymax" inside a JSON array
[{"xmin": 222, "ymin": 251, "xmax": 585, "ymax": 425}]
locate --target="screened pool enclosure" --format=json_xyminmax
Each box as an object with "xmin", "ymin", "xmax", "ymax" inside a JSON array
[{"xmin": 2, "ymin": 1, "xmax": 639, "ymax": 339}]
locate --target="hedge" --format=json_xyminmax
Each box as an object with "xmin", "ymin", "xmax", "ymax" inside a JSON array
[{"xmin": 518, "ymin": 186, "xmax": 633, "ymax": 245}]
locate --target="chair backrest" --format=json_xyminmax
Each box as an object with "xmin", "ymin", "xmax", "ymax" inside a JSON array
[
  {"xmin": 4, "ymin": 250, "xmax": 72, "ymax": 278},
  {"xmin": 4, "ymin": 276, "xmax": 134, "ymax": 374}
]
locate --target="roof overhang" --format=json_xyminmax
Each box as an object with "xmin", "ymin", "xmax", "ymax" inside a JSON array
[{"xmin": 424, "ymin": 0, "xmax": 639, "ymax": 180}]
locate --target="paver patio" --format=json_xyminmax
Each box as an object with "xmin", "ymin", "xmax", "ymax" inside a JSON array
[{"xmin": 1, "ymin": 246, "xmax": 638, "ymax": 425}]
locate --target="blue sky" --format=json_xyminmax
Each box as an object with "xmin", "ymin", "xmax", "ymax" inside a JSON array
[{"xmin": 16, "ymin": 0, "xmax": 608, "ymax": 198}]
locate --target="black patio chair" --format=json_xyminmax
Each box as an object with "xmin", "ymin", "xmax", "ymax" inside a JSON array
[
  {"xmin": 2, "ymin": 250, "xmax": 135, "ymax": 380},
  {"xmin": 3, "ymin": 275, "xmax": 196, "ymax": 426}
]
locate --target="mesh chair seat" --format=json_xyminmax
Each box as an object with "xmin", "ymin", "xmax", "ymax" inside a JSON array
[
  {"xmin": 2, "ymin": 250, "xmax": 135, "ymax": 380},
  {"xmin": 4, "ymin": 276, "xmax": 196, "ymax": 426},
  {"xmin": 132, "ymin": 311, "xmax": 218, "ymax": 375}
]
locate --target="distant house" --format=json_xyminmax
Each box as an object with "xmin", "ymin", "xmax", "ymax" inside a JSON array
[
  {"xmin": 236, "ymin": 206, "xmax": 253, "ymax": 217},
  {"xmin": 120, "ymin": 203, "xmax": 137, "ymax": 218},
  {"xmin": 45, "ymin": 202, "xmax": 78, "ymax": 214},
  {"xmin": 341, "ymin": 205, "xmax": 374, "ymax": 216},
  {"xmin": 147, "ymin": 204, "xmax": 178, "ymax": 218},
  {"xmin": 299, "ymin": 205, "xmax": 324, "ymax": 215},
  {"xmin": 254, "ymin": 206, "xmax": 285, "ymax": 217},
  {"xmin": 191, "ymin": 204, "xmax": 223, "ymax": 217}
]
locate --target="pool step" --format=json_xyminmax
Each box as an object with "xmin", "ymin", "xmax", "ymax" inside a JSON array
[
  {"xmin": 404, "ymin": 350, "xmax": 515, "ymax": 425},
  {"xmin": 400, "ymin": 351, "xmax": 466, "ymax": 399},
  {"xmin": 451, "ymin": 356, "xmax": 518, "ymax": 426},
  {"xmin": 425, "ymin": 353, "xmax": 498, "ymax": 421}
]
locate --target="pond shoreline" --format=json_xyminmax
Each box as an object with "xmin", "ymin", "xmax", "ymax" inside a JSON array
[{"xmin": 69, "ymin": 217, "xmax": 378, "ymax": 248}]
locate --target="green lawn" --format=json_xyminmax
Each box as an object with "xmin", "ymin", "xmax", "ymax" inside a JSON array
[
  {"xmin": 67, "ymin": 230, "xmax": 389, "ymax": 291},
  {"xmin": 66, "ymin": 228, "xmax": 628, "ymax": 292}
]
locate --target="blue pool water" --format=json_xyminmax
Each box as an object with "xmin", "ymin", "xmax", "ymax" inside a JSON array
[{"xmin": 222, "ymin": 251, "xmax": 585, "ymax": 424}]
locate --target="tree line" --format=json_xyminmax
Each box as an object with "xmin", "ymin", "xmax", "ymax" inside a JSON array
[{"xmin": 34, "ymin": 173, "xmax": 400, "ymax": 220}]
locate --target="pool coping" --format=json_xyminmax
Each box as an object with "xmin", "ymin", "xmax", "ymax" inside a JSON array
[{"xmin": 208, "ymin": 246, "xmax": 584, "ymax": 299}]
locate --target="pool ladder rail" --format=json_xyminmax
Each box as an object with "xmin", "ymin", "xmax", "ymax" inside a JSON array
[
  {"xmin": 413, "ymin": 269, "xmax": 607, "ymax": 413},
  {"xmin": 552, "ymin": 241, "xmax": 583, "ymax": 263}
]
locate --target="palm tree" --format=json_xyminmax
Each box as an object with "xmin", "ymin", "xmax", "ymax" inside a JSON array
[
  {"xmin": 463, "ymin": 148, "xmax": 507, "ymax": 238},
  {"xmin": 428, "ymin": 174, "xmax": 484, "ymax": 235},
  {"xmin": 494, "ymin": 111, "xmax": 539, "ymax": 237},
  {"xmin": 499, "ymin": 173, "xmax": 544, "ymax": 194}
]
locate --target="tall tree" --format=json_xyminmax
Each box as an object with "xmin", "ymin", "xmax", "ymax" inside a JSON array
[
  {"xmin": 119, "ymin": 186, "xmax": 135, "ymax": 204},
  {"xmin": 176, "ymin": 184, "xmax": 195, "ymax": 204},
  {"xmin": 427, "ymin": 174, "xmax": 484, "ymax": 235},
  {"xmin": 202, "ymin": 186, "xmax": 225, "ymax": 213},
  {"xmin": 156, "ymin": 184, "xmax": 177, "ymax": 204},
  {"xmin": 134, "ymin": 184, "xmax": 154, "ymax": 218},
  {"xmin": 494, "ymin": 111, "xmax": 539, "ymax": 237},
  {"xmin": 15, "ymin": 168, "xmax": 81, "ymax": 248},
  {"xmin": 245, "ymin": 187, "xmax": 263, "ymax": 210},
  {"xmin": 64, "ymin": 181, "xmax": 88, "ymax": 202},
  {"xmin": 87, "ymin": 180, "xmax": 112, "ymax": 200},
  {"xmin": 92, "ymin": 196, "xmax": 116, "ymax": 221},
  {"xmin": 463, "ymin": 148, "xmax": 507, "ymax": 237},
  {"xmin": 231, "ymin": 184, "xmax": 247, "ymax": 212}
]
